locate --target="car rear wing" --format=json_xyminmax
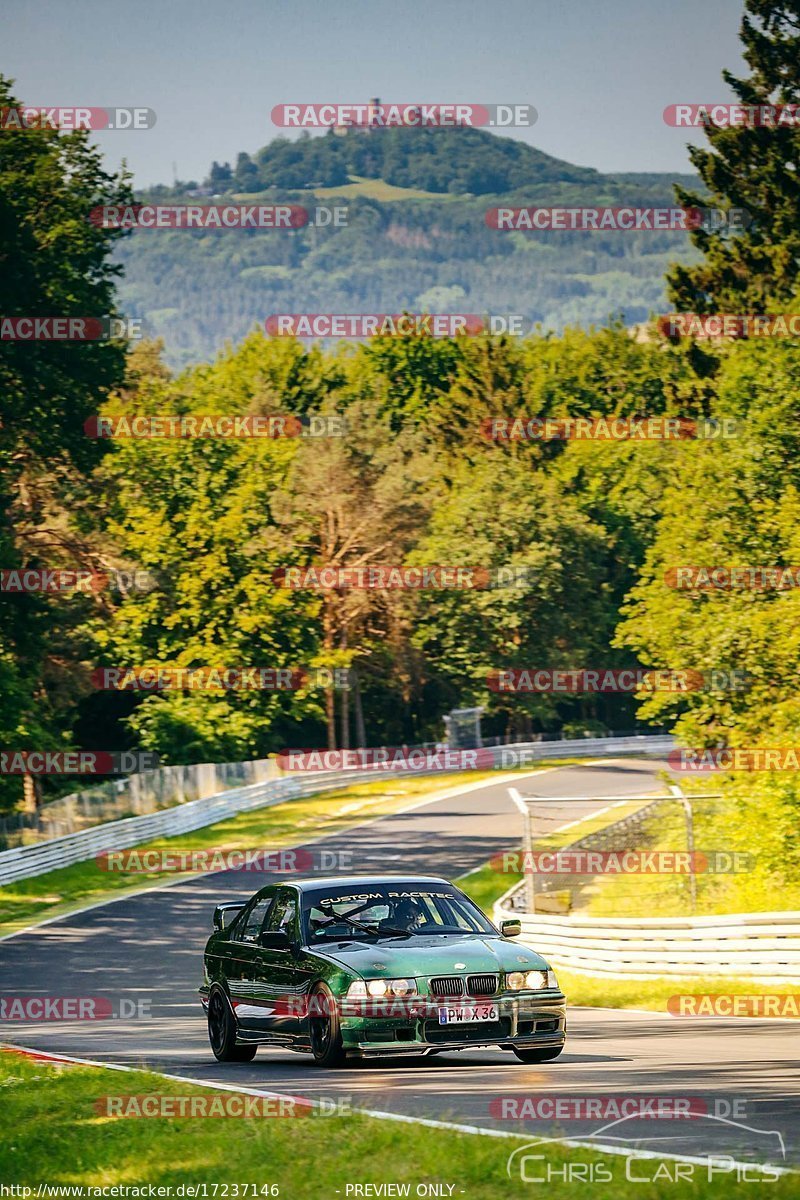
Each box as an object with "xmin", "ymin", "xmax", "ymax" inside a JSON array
[{"xmin": 213, "ymin": 902, "xmax": 246, "ymax": 931}]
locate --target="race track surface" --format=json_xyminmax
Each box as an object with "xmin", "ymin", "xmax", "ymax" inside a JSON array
[{"xmin": 1, "ymin": 759, "xmax": 797, "ymax": 1170}]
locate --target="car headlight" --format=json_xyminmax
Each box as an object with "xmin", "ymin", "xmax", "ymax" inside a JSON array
[
  {"xmin": 507, "ymin": 968, "xmax": 559, "ymax": 991},
  {"xmin": 346, "ymin": 978, "xmax": 417, "ymax": 999}
]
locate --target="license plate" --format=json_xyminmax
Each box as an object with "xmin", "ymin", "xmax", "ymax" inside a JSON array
[{"xmin": 438, "ymin": 1003, "xmax": 499, "ymax": 1024}]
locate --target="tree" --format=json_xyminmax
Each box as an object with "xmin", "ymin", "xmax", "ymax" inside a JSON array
[
  {"xmin": 89, "ymin": 335, "xmax": 330, "ymax": 763},
  {"xmin": 269, "ymin": 393, "xmax": 430, "ymax": 749},
  {"xmin": 667, "ymin": 1, "xmax": 800, "ymax": 312},
  {"xmin": 207, "ymin": 161, "xmax": 233, "ymax": 191},
  {"xmin": 233, "ymin": 152, "xmax": 261, "ymax": 192},
  {"xmin": 0, "ymin": 75, "xmax": 132, "ymax": 810}
]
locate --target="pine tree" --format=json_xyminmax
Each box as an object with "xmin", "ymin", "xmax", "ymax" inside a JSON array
[{"xmin": 666, "ymin": 1, "xmax": 800, "ymax": 313}]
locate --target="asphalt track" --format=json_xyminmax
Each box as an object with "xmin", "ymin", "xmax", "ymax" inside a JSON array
[{"xmin": 0, "ymin": 759, "xmax": 797, "ymax": 1172}]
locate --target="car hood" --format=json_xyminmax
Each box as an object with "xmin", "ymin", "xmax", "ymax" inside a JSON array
[{"xmin": 314, "ymin": 934, "xmax": 549, "ymax": 979}]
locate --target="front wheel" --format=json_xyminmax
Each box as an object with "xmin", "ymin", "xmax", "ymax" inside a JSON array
[
  {"xmin": 207, "ymin": 988, "xmax": 258, "ymax": 1062},
  {"xmin": 308, "ymin": 983, "xmax": 346, "ymax": 1067},
  {"xmin": 512, "ymin": 1044, "xmax": 564, "ymax": 1063}
]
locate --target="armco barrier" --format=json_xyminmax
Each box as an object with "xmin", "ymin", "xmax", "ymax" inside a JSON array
[
  {"xmin": 0, "ymin": 733, "xmax": 673, "ymax": 887},
  {"xmin": 0, "ymin": 757, "xmax": 280, "ymax": 846},
  {"xmin": 494, "ymin": 892, "xmax": 800, "ymax": 982},
  {"xmin": 0, "ymin": 768, "xmax": 386, "ymax": 887}
]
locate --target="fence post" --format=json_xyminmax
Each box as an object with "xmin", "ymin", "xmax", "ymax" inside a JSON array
[
  {"xmin": 508, "ymin": 787, "xmax": 535, "ymax": 912},
  {"xmin": 670, "ymin": 784, "xmax": 696, "ymax": 915}
]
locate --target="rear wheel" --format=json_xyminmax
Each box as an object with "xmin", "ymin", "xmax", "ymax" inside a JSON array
[
  {"xmin": 207, "ymin": 988, "xmax": 258, "ymax": 1062},
  {"xmin": 308, "ymin": 983, "xmax": 346, "ymax": 1067},
  {"xmin": 512, "ymin": 1044, "xmax": 564, "ymax": 1063}
]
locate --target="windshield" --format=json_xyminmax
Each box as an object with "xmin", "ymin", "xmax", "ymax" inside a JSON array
[{"xmin": 302, "ymin": 883, "xmax": 496, "ymax": 943}]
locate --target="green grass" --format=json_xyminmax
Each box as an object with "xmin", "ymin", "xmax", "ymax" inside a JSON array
[
  {"xmin": 0, "ymin": 762, "xmax": 578, "ymax": 938},
  {"xmin": 554, "ymin": 970, "xmax": 800, "ymax": 1013},
  {"xmin": 229, "ymin": 177, "xmax": 451, "ymax": 202},
  {"xmin": 458, "ymin": 858, "xmax": 523, "ymax": 911},
  {"xmin": 311, "ymin": 174, "xmax": 457, "ymax": 201},
  {"xmin": 0, "ymin": 1051, "xmax": 791, "ymax": 1194},
  {"xmin": 583, "ymin": 800, "xmax": 800, "ymax": 917}
]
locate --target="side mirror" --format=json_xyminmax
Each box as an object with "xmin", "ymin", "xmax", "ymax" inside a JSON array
[
  {"xmin": 259, "ymin": 929, "xmax": 291, "ymax": 950},
  {"xmin": 213, "ymin": 902, "xmax": 245, "ymax": 931},
  {"xmin": 501, "ymin": 919, "xmax": 522, "ymax": 938}
]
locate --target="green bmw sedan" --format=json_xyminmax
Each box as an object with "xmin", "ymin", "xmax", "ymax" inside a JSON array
[{"xmin": 200, "ymin": 875, "xmax": 566, "ymax": 1066}]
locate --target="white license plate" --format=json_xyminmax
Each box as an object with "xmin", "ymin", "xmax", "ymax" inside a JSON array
[{"xmin": 438, "ymin": 1003, "xmax": 499, "ymax": 1024}]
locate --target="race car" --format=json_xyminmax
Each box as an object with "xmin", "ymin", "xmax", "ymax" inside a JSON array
[{"xmin": 200, "ymin": 874, "xmax": 566, "ymax": 1065}]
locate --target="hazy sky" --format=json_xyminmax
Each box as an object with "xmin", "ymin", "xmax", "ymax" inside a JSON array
[{"xmin": 5, "ymin": 0, "xmax": 746, "ymax": 187}]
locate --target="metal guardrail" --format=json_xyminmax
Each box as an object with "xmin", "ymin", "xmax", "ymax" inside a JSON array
[
  {"xmin": 493, "ymin": 896, "xmax": 800, "ymax": 982},
  {"xmin": 0, "ymin": 733, "xmax": 674, "ymax": 887},
  {"xmin": 0, "ymin": 767, "xmax": 396, "ymax": 887},
  {"xmin": 493, "ymin": 733, "xmax": 675, "ymax": 764},
  {"xmin": 0, "ymin": 758, "xmax": 281, "ymax": 847}
]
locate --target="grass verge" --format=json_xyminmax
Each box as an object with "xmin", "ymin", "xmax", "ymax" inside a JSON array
[
  {"xmin": 553, "ymin": 969, "xmax": 800, "ymax": 1013},
  {"xmin": 0, "ymin": 1050, "xmax": 791, "ymax": 1194},
  {"xmin": 582, "ymin": 799, "xmax": 800, "ymax": 917}
]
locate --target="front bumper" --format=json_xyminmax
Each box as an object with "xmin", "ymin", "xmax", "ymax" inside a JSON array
[{"xmin": 339, "ymin": 992, "xmax": 567, "ymax": 1057}]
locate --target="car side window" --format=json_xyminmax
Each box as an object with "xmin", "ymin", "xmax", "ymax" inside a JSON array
[
  {"xmin": 235, "ymin": 896, "xmax": 274, "ymax": 943},
  {"xmin": 265, "ymin": 891, "xmax": 298, "ymax": 941}
]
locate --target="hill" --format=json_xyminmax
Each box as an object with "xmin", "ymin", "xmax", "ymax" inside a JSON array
[{"xmin": 116, "ymin": 126, "xmax": 701, "ymax": 368}]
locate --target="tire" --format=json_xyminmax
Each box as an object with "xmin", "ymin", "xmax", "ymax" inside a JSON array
[
  {"xmin": 308, "ymin": 983, "xmax": 346, "ymax": 1067},
  {"xmin": 512, "ymin": 1044, "xmax": 564, "ymax": 1063},
  {"xmin": 207, "ymin": 987, "xmax": 258, "ymax": 1062}
]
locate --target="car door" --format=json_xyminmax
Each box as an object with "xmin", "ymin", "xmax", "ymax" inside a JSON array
[
  {"xmin": 225, "ymin": 889, "xmax": 276, "ymax": 1033},
  {"xmin": 248, "ymin": 887, "xmax": 313, "ymax": 1043}
]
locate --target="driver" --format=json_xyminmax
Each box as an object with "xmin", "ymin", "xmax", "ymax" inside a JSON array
[{"xmin": 390, "ymin": 896, "xmax": 426, "ymax": 931}]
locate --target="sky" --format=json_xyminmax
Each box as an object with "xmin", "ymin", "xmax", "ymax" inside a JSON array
[{"xmin": 4, "ymin": 0, "xmax": 747, "ymax": 188}]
